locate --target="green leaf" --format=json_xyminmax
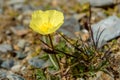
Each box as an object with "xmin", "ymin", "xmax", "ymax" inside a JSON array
[{"xmin": 36, "ymin": 69, "xmax": 46, "ymax": 80}]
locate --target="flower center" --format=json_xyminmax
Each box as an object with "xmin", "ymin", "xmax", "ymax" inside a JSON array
[{"xmin": 40, "ymin": 22, "xmax": 53, "ymax": 33}]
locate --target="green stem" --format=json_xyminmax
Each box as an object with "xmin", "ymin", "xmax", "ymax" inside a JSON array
[
  {"xmin": 43, "ymin": 36, "xmax": 58, "ymax": 69},
  {"xmin": 48, "ymin": 34, "xmax": 60, "ymax": 69},
  {"xmin": 48, "ymin": 54, "xmax": 58, "ymax": 69}
]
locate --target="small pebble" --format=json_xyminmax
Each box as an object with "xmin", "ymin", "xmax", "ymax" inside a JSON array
[
  {"xmin": 15, "ymin": 51, "xmax": 27, "ymax": 59},
  {"xmin": 1, "ymin": 59, "xmax": 14, "ymax": 69},
  {"xmin": 28, "ymin": 57, "xmax": 45, "ymax": 68},
  {"xmin": 7, "ymin": 74, "xmax": 25, "ymax": 80},
  {"xmin": 11, "ymin": 65, "xmax": 22, "ymax": 72},
  {"xmin": 0, "ymin": 70, "xmax": 7, "ymax": 79},
  {"xmin": 17, "ymin": 39, "xmax": 26, "ymax": 49},
  {"xmin": 0, "ymin": 43, "xmax": 12, "ymax": 53}
]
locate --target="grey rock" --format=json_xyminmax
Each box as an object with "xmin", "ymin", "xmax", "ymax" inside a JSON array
[
  {"xmin": 10, "ymin": 25, "xmax": 28, "ymax": 36},
  {"xmin": 0, "ymin": 70, "xmax": 7, "ymax": 79},
  {"xmin": 0, "ymin": 0, "xmax": 3, "ymax": 14},
  {"xmin": 77, "ymin": 0, "xmax": 89, "ymax": 4},
  {"xmin": 11, "ymin": 26, "xmax": 23, "ymax": 33},
  {"xmin": 0, "ymin": 44, "xmax": 12, "ymax": 53},
  {"xmin": 28, "ymin": 57, "xmax": 45, "ymax": 68},
  {"xmin": 6, "ymin": 0, "xmax": 25, "ymax": 5},
  {"xmin": 0, "ymin": 0, "xmax": 3, "ymax": 8},
  {"xmin": 17, "ymin": 39, "xmax": 26, "ymax": 49},
  {"xmin": 15, "ymin": 51, "xmax": 26, "ymax": 59},
  {"xmin": 7, "ymin": 74, "xmax": 25, "ymax": 80},
  {"xmin": 13, "ymin": 4, "xmax": 24, "ymax": 10},
  {"xmin": 6, "ymin": 0, "xmax": 29, "ymax": 11},
  {"xmin": 1, "ymin": 59, "xmax": 14, "ymax": 69},
  {"xmin": 90, "ymin": 0, "xmax": 114, "ymax": 7},
  {"xmin": 0, "ymin": 9, "xmax": 3, "ymax": 14},
  {"xmin": 59, "ymin": 17, "xmax": 80, "ymax": 38},
  {"xmin": 92, "ymin": 16, "xmax": 120, "ymax": 48},
  {"xmin": 96, "ymin": 11, "xmax": 106, "ymax": 19},
  {"xmin": 11, "ymin": 65, "xmax": 22, "ymax": 72}
]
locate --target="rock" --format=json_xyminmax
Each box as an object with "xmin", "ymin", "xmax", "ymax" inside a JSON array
[
  {"xmin": 15, "ymin": 51, "xmax": 27, "ymax": 59},
  {"xmin": 91, "ymin": 8, "xmax": 107, "ymax": 20},
  {"xmin": 10, "ymin": 26, "xmax": 28, "ymax": 36},
  {"xmin": 77, "ymin": 0, "xmax": 89, "ymax": 4},
  {"xmin": 90, "ymin": 0, "xmax": 114, "ymax": 7},
  {"xmin": 11, "ymin": 65, "xmax": 22, "ymax": 72},
  {"xmin": 59, "ymin": 17, "xmax": 81, "ymax": 38},
  {"xmin": 1, "ymin": 59, "xmax": 14, "ymax": 69},
  {"xmin": 6, "ymin": 0, "xmax": 25, "ymax": 5},
  {"xmin": 17, "ymin": 10, "xmax": 31, "ymax": 25},
  {"xmin": 7, "ymin": 74, "xmax": 25, "ymax": 80},
  {"xmin": 0, "ymin": 9, "xmax": 3, "ymax": 14},
  {"xmin": 17, "ymin": 39, "xmax": 26, "ymax": 49},
  {"xmin": 13, "ymin": 4, "xmax": 24, "ymax": 10},
  {"xmin": 92, "ymin": 16, "xmax": 120, "ymax": 48},
  {"xmin": 0, "ymin": 43, "xmax": 12, "ymax": 53},
  {"xmin": 28, "ymin": 57, "xmax": 45, "ymax": 68},
  {"xmin": 0, "ymin": 0, "xmax": 3, "ymax": 8},
  {"xmin": 6, "ymin": 0, "xmax": 25, "ymax": 10},
  {"xmin": 0, "ymin": 70, "xmax": 7, "ymax": 79}
]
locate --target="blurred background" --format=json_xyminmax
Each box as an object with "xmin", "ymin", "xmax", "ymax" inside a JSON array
[{"xmin": 0, "ymin": 0, "xmax": 120, "ymax": 80}]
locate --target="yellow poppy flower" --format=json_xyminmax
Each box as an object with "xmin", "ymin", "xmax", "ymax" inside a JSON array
[{"xmin": 30, "ymin": 10, "xmax": 64, "ymax": 35}]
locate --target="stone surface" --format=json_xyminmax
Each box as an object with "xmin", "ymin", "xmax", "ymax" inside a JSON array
[
  {"xmin": 0, "ymin": 70, "xmax": 7, "ymax": 80},
  {"xmin": 15, "ymin": 51, "xmax": 27, "ymax": 60},
  {"xmin": 11, "ymin": 65, "xmax": 22, "ymax": 72},
  {"xmin": 77, "ymin": 0, "xmax": 89, "ymax": 4},
  {"xmin": 28, "ymin": 57, "xmax": 45, "ymax": 68},
  {"xmin": 59, "ymin": 17, "xmax": 81, "ymax": 38},
  {"xmin": 17, "ymin": 39, "xmax": 26, "ymax": 49},
  {"xmin": 10, "ymin": 26, "xmax": 28, "ymax": 36},
  {"xmin": 90, "ymin": 0, "xmax": 114, "ymax": 7},
  {"xmin": 7, "ymin": 74, "xmax": 25, "ymax": 80},
  {"xmin": 0, "ymin": 0, "xmax": 119, "ymax": 80},
  {"xmin": 1, "ymin": 59, "xmax": 14, "ymax": 69},
  {"xmin": 6, "ymin": 0, "xmax": 25, "ymax": 5},
  {"xmin": 0, "ymin": 0, "xmax": 3, "ymax": 9},
  {"xmin": 92, "ymin": 16, "xmax": 120, "ymax": 48},
  {"xmin": 0, "ymin": 43, "xmax": 12, "ymax": 53}
]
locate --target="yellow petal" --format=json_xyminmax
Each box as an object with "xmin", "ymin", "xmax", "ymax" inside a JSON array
[
  {"xmin": 45, "ymin": 10, "xmax": 64, "ymax": 27},
  {"xmin": 29, "ymin": 10, "xmax": 64, "ymax": 35},
  {"xmin": 48, "ymin": 23, "xmax": 63, "ymax": 34}
]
